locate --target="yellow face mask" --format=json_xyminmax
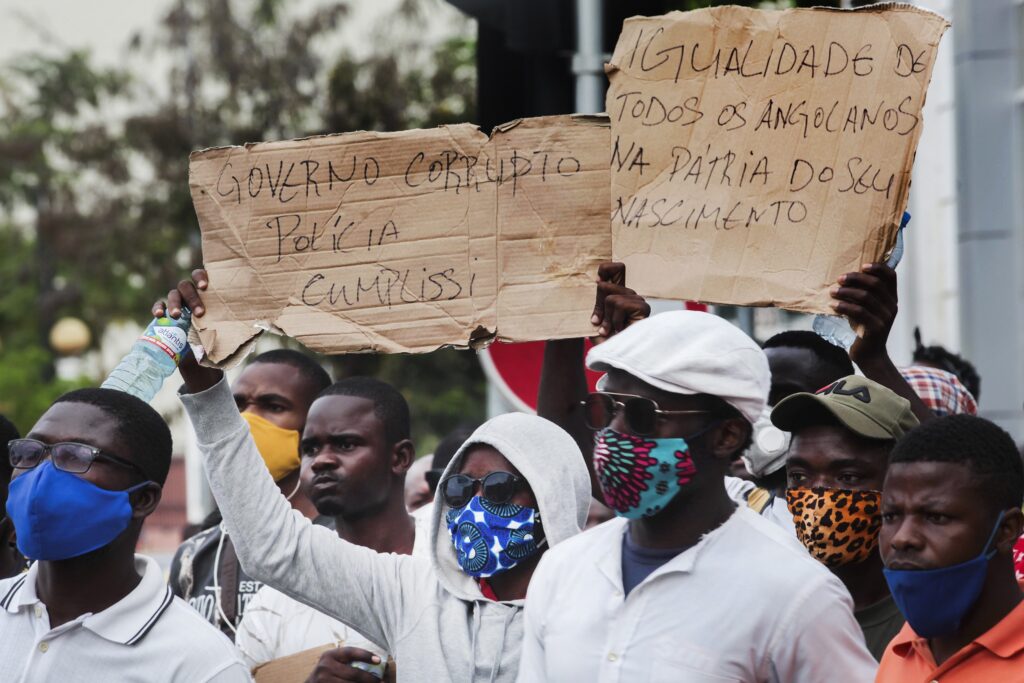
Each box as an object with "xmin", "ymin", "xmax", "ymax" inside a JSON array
[{"xmin": 242, "ymin": 412, "xmax": 301, "ymax": 482}]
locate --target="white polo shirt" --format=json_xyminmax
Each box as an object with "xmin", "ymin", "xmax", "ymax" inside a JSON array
[
  {"xmin": 517, "ymin": 506, "xmax": 877, "ymax": 683},
  {"xmin": 0, "ymin": 555, "xmax": 251, "ymax": 682}
]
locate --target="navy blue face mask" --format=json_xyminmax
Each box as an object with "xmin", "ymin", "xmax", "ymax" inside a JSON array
[
  {"xmin": 883, "ymin": 511, "xmax": 1005, "ymax": 639},
  {"xmin": 5, "ymin": 461, "xmax": 152, "ymax": 561}
]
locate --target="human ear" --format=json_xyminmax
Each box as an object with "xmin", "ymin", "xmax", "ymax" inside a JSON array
[
  {"xmin": 130, "ymin": 484, "xmax": 163, "ymax": 520},
  {"xmin": 392, "ymin": 440, "xmax": 416, "ymax": 475},
  {"xmin": 996, "ymin": 507, "xmax": 1024, "ymax": 554},
  {"xmin": 709, "ymin": 418, "xmax": 751, "ymax": 461}
]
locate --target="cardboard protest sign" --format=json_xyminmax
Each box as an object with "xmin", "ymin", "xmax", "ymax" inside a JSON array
[
  {"xmin": 607, "ymin": 4, "xmax": 949, "ymax": 312},
  {"xmin": 492, "ymin": 115, "xmax": 611, "ymax": 342},
  {"xmin": 189, "ymin": 115, "xmax": 609, "ymax": 364}
]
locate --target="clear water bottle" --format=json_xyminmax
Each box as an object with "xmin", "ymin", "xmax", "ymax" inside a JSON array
[
  {"xmin": 813, "ymin": 212, "xmax": 910, "ymax": 350},
  {"xmin": 101, "ymin": 309, "xmax": 192, "ymax": 402}
]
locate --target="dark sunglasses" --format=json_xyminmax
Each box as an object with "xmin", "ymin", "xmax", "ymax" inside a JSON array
[
  {"xmin": 8, "ymin": 439, "xmax": 150, "ymax": 480},
  {"xmin": 441, "ymin": 471, "xmax": 523, "ymax": 509},
  {"xmin": 582, "ymin": 392, "xmax": 711, "ymax": 436}
]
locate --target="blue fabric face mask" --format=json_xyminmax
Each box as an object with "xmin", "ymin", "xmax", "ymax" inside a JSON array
[
  {"xmin": 593, "ymin": 428, "xmax": 702, "ymax": 519},
  {"xmin": 883, "ymin": 511, "xmax": 1005, "ymax": 639},
  {"xmin": 6, "ymin": 461, "xmax": 151, "ymax": 561},
  {"xmin": 446, "ymin": 496, "xmax": 542, "ymax": 578}
]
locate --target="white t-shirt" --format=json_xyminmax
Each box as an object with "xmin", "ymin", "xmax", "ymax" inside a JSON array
[
  {"xmin": 517, "ymin": 507, "xmax": 877, "ymax": 683},
  {"xmin": 0, "ymin": 555, "xmax": 250, "ymax": 682},
  {"xmin": 234, "ymin": 505, "xmax": 433, "ymax": 669}
]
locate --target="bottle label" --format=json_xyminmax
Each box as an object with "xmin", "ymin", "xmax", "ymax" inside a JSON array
[{"xmin": 140, "ymin": 318, "xmax": 189, "ymax": 364}]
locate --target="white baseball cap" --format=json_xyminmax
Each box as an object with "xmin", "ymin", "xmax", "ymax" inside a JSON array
[{"xmin": 586, "ymin": 310, "xmax": 770, "ymax": 425}]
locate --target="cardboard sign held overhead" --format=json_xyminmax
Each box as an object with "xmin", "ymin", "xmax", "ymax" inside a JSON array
[
  {"xmin": 607, "ymin": 4, "xmax": 949, "ymax": 313},
  {"xmin": 189, "ymin": 115, "xmax": 610, "ymax": 365}
]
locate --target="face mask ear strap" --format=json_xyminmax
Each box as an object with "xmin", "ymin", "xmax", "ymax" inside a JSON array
[
  {"xmin": 284, "ymin": 476, "xmax": 302, "ymax": 502},
  {"xmin": 126, "ymin": 480, "xmax": 159, "ymax": 494},
  {"xmin": 982, "ymin": 509, "xmax": 1008, "ymax": 558}
]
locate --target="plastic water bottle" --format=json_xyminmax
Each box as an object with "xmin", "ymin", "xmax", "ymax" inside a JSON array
[
  {"xmin": 812, "ymin": 212, "xmax": 909, "ymax": 350},
  {"xmin": 101, "ymin": 309, "xmax": 192, "ymax": 402}
]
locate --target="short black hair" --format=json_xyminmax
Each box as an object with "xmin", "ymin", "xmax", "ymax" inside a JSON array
[
  {"xmin": 913, "ymin": 327, "xmax": 981, "ymax": 400},
  {"xmin": 52, "ymin": 388, "xmax": 172, "ymax": 484},
  {"xmin": 317, "ymin": 377, "xmax": 410, "ymax": 445},
  {"xmin": 0, "ymin": 414, "xmax": 20, "ymax": 483},
  {"xmin": 432, "ymin": 423, "xmax": 479, "ymax": 473},
  {"xmin": 250, "ymin": 349, "xmax": 332, "ymax": 399},
  {"xmin": 763, "ymin": 330, "xmax": 855, "ymax": 378},
  {"xmin": 890, "ymin": 414, "xmax": 1023, "ymax": 511}
]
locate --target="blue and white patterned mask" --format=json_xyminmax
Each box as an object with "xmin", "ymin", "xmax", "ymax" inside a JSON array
[{"xmin": 446, "ymin": 496, "xmax": 542, "ymax": 578}]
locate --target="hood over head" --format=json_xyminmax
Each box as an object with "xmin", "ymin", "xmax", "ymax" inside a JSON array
[{"xmin": 429, "ymin": 412, "xmax": 590, "ymax": 603}]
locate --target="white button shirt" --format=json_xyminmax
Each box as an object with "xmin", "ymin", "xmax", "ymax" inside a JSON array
[
  {"xmin": 517, "ymin": 507, "xmax": 877, "ymax": 683},
  {"xmin": 0, "ymin": 555, "xmax": 251, "ymax": 682}
]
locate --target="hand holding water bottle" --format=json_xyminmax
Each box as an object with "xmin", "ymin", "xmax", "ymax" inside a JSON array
[
  {"xmin": 827, "ymin": 263, "xmax": 899, "ymax": 368},
  {"xmin": 152, "ymin": 268, "xmax": 224, "ymax": 395}
]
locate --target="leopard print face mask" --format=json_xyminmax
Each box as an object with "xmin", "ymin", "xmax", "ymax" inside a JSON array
[{"xmin": 785, "ymin": 487, "xmax": 882, "ymax": 568}]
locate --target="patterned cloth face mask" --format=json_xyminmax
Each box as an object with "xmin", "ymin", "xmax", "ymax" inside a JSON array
[
  {"xmin": 786, "ymin": 487, "xmax": 882, "ymax": 568},
  {"xmin": 593, "ymin": 428, "xmax": 703, "ymax": 519},
  {"xmin": 446, "ymin": 496, "xmax": 542, "ymax": 578}
]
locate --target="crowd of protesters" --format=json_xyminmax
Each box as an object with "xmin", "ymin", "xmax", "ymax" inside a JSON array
[{"xmin": 0, "ymin": 257, "xmax": 1021, "ymax": 683}]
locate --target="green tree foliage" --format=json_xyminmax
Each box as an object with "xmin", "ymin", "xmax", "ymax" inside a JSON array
[
  {"xmin": 0, "ymin": 0, "xmax": 484, "ymax": 444},
  {"xmin": 0, "ymin": 50, "xmax": 133, "ymax": 429}
]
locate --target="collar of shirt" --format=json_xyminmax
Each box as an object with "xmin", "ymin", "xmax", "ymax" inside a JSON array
[
  {"xmin": 2, "ymin": 555, "xmax": 173, "ymax": 645},
  {"xmin": 890, "ymin": 593, "xmax": 1024, "ymax": 662},
  {"xmin": 594, "ymin": 506, "xmax": 743, "ymax": 592}
]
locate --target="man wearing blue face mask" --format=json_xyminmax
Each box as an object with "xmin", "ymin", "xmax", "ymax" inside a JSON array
[
  {"xmin": 876, "ymin": 414, "xmax": 1024, "ymax": 681},
  {"xmin": 518, "ymin": 301, "xmax": 877, "ymax": 681},
  {"xmin": 0, "ymin": 389, "xmax": 249, "ymax": 682}
]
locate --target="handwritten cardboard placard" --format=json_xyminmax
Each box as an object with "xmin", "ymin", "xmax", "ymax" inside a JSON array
[
  {"xmin": 607, "ymin": 4, "xmax": 949, "ymax": 312},
  {"xmin": 188, "ymin": 115, "xmax": 610, "ymax": 364}
]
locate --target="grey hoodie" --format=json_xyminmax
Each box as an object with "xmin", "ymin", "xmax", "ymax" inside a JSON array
[{"xmin": 180, "ymin": 378, "xmax": 590, "ymax": 683}]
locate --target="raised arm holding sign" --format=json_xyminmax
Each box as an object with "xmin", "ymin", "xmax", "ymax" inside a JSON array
[{"xmin": 607, "ymin": 4, "xmax": 949, "ymax": 312}]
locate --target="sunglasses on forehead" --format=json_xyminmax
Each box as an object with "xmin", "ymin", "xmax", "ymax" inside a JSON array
[
  {"xmin": 440, "ymin": 471, "xmax": 524, "ymax": 509},
  {"xmin": 8, "ymin": 439, "xmax": 151, "ymax": 480},
  {"xmin": 582, "ymin": 392, "xmax": 711, "ymax": 436}
]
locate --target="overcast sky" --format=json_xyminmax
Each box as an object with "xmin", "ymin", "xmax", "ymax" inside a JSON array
[{"xmin": 0, "ymin": 0, "xmax": 468, "ymax": 70}]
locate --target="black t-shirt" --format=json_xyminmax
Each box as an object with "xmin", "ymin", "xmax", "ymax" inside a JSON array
[
  {"xmin": 169, "ymin": 524, "xmax": 261, "ymax": 638},
  {"xmin": 856, "ymin": 592, "xmax": 905, "ymax": 661}
]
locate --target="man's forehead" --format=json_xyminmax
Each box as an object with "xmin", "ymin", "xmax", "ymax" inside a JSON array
[
  {"xmin": 884, "ymin": 460, "xmax": 971, "ymax": 499},
  {"xmin": 236, "ymin": 362, "xmax": 312, "ymax": 400},
  {"xmin": 790, "ymin": 423, "xmax": 891, "ymax": 469},
  {"xmin": 306, "ymin": 395, "xmax": 380, "ymax": 432},
  {"xmin": 29, "ymin": 402, "xmax": 121, "ymax": 452}
]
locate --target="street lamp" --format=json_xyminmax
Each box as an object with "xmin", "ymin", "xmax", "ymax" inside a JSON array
[{"xmin": 49, "ymin": 316, "xmax": 91, "ymax": 356}]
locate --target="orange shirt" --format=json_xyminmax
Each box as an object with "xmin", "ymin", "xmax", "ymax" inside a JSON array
[{"xmin": 875, "ymin": 598, "xmax": 1024, "ymax": 682}]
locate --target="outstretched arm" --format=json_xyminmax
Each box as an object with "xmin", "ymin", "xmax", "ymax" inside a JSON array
[
  {"xmin": 161, "ymin": 273, "xmax": 420, "ymax": 652},
  {"xmin": 536, "ymin": 263, "xmax": 651, "ymax": 501},
  {"xmin": 829, "ymin": 263, "xmax": 934, "ymax": 423}
]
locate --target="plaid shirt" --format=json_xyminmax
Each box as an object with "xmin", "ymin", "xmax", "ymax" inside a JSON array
[
  {"xmin": 1015, "ymin": 535, "xmax": 1024, "ymax": 581},
  {"xmin": 899, "ymin": 365, "xmax": 978, "ymax": 417}
]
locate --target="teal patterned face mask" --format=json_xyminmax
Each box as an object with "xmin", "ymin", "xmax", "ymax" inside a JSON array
[
  {"xmin": 593, "ymin": 427, "xmax": 711, "ymax": 519},
  {"xmin": 446, "ymin": 495, "xmax": 542, "ymax": 578}
]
